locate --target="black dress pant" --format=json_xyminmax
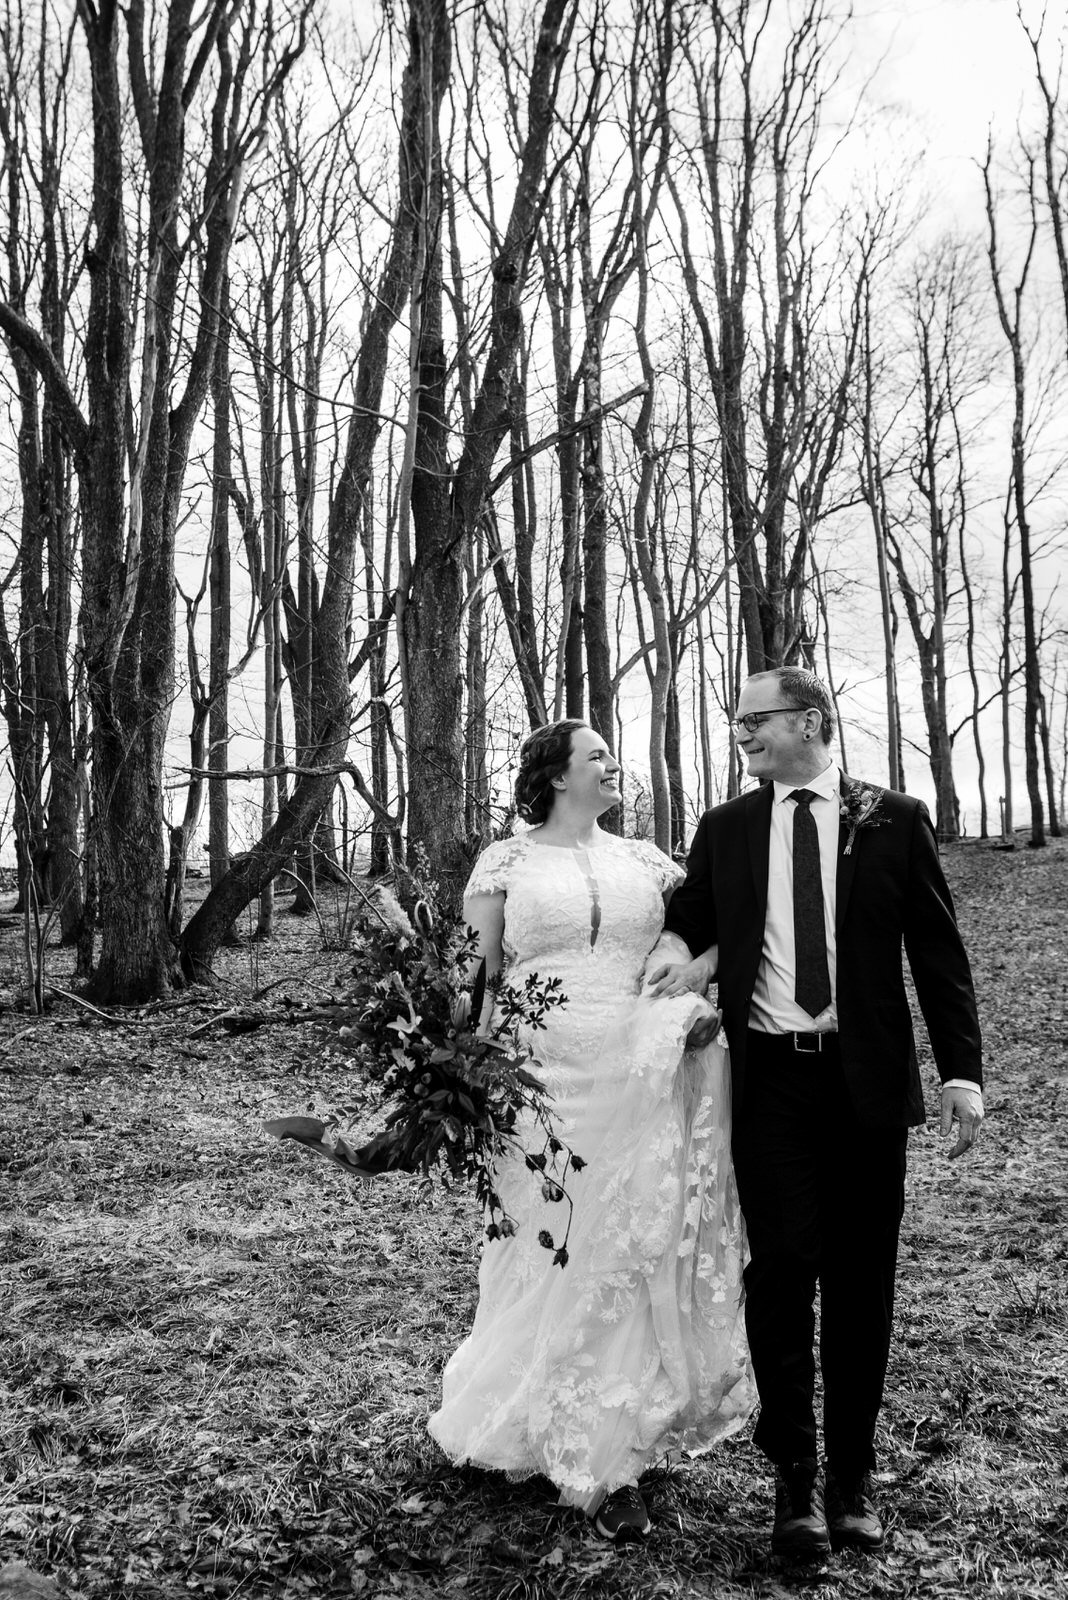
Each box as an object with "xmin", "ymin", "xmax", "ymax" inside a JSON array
[{"xmin": 732, "ymin": 1031, "xmax": 908, "ymax": 1480}]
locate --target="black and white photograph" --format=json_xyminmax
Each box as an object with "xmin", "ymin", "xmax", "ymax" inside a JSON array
[{"xmin": 1, "ymin": 1, "xmax": 1064, "ymax": 1596}]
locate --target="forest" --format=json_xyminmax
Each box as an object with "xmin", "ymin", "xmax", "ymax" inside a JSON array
[{"xmin": 1, "ymin": 0, "xmax": 1066, "ymax": 1004}]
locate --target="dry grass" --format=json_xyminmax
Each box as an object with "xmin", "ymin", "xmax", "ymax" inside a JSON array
[{"xmin": 1, "ymin": 840, "xmax": 1066, "ymax": 1598}]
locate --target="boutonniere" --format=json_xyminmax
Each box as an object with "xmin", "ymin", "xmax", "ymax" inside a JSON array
[{"xmin": 839, "ymin": 781, "xmax": 889, "ymax": 856}]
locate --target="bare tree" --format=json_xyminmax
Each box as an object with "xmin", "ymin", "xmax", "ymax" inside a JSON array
[
  {"xmin": 0, "ymin": 2, "xmax": 85, "ymax": 939},
  {"xmin": 983, "ymin": 142, "xmax": 1046, "ymax": 847},
  {"xmin": 207, "ymin": 273, "xmax": 234, "ymax": 900},
  {"xmin": 1020, "ymin": 2, "xmax": 1068, "ymax": 360},
  {"xmin": 180, "ymin": 0, "xmax": 441, "ymax": 973},
  {"xmin": 0, "ymin": 0, "xmax": 312, "ymax": 999},
  {"xmin": 535, "ymin": 2, "xmax": 647, "ymax": 743},
  {"xmin": 882, "ymin": 243, "xmax": 989, "ymax": 840},
  {"xmin": 855, "ymin": 257, "xmax": 906, "ymax": 791},
  {"xmin": 668, "ymin": 0, "xmax": 856, "ymax": 673},
  {"xmin": 445, "ymin": 14, "xmax": 549, "ymax": 736}
]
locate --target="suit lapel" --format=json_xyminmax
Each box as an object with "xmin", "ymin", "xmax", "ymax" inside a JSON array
[
  {"xmin": 746, "ymin": 782, "xmax": 774, "ymax": 911},
  {"xmin": 836, "ymin": 771, "xmax": 858, "ymax": 936}
]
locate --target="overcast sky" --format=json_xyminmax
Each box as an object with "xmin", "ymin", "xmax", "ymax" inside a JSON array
[{"xmin": 857, "ymin": 0, "xmax": 1050, "ymax": 211}]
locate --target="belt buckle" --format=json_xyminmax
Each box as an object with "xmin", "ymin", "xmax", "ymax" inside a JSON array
[{"xmin": 794, "ymin": 1032, "xmax": 821, "ymax": 1055}]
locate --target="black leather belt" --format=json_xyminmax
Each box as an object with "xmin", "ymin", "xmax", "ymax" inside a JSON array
[{"xmin": 748, "ymin": 1029, "xmax": 838, "ymax": 1056}]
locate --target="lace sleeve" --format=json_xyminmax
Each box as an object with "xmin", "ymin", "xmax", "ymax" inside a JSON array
[
  {"xmin": 629, "ymin": 837, "xmax": 684, "ymax": 894},
  {"xmin": 464, "ymin": 836, "xmax": 527, "ymax": 898}
]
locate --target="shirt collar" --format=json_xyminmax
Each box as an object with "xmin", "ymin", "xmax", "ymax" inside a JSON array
[{"xmin": 773, "ymin": 762, "xmax": 841, "ymax": 807}]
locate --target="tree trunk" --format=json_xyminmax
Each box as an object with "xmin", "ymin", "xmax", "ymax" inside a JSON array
[
  {"xmin": 401, "ymin": 0, "xmax": 465, "ymax": 900},
  {"xmin": 208, "ymin": 278, "xmax": 233, "ymax": 893},
  {"xmin": 366, "ymin": 488, "xmax": 399, "ymax": 875},
  {"xmin": 403, "ymin": 0, "xmax": 574, "ymax": 898},
  {"xmin": 582, "ymin": 409, "xmax": 614, "ymax": 744},
  {"xmin": 1000, "ymin": 513, "xmax": 1015, "ymax": 843},
  {"xmin": 665, "ymin": 666, "xmax": 686, "ymax": 854},
  {"xmin": 0, "ymin": 6, "xmax": 84, "ymax": 941},
  {"xmin": 629, "ymin": 69, "xmax": 672, "ymax": 848},
  {"xmin": 984, "ymin": 148, "xmax": 1045, "ymax": 846},
  {"xmin": 958, "ymin": 482, "xmax": 988, "ymax": 836},
  {"xmin": 1038, "ymin": 690, "xmax": 1061, "ymax": 839},
  {"xmin": 1009, "ymin": 397, "xmax": 1045, "ymax": 848},
  {"xmin": 1059, "ymin": 683, "xmax": 1068, "ymax": 830},
  {"xmin": 164, "ymin": 695, "xmax": 208, "ymax": 941},
  {"xmin": 858, "ymin": 277, "xmax": 904, "ymax": 790},
  {"xmin": 868, "ymin": 476, "xmax": 903, "ymax": 791},
  {"xmin": 464, "ymin": 523, "xmax": 490, "ymax": 841},
  {"xmin": 256, "ymin": 338, "xmax": 284, "ymax": 939},
  {"xmin": 79, "ymin": 0, "xmax": 173, "ymax": 1001}
]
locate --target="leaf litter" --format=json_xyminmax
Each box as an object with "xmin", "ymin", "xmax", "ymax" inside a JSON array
[{"xmin": 1, "ymin": 839, "xmax": 1066, "ymax": 1599}]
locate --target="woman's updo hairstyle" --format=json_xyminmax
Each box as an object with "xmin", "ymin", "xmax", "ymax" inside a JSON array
[{"xmin": 514, "ymin": 719, "xmax": 588, "ymax": 826}]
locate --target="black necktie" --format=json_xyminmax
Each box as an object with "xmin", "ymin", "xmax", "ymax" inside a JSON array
[{"xmin": 789, "ymin": 789, "xmax": 831, "ymax": 1018}]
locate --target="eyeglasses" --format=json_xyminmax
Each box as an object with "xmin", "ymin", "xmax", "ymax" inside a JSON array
[{"xmin": 728, "ymin": 708, "xmax": 801, "ymax": 735}]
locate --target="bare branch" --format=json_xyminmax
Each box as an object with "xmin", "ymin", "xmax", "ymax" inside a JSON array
[{"xmin": 0, "ymin": 303, "xmax": 88, "ymax": 458}]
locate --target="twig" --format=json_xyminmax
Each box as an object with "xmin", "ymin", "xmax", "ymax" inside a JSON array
[
  {"xmin": 136, "ymin": 990, "xmax": 220, "ymax": 1015},
  {"xmin": 48, "ymin": 986, "xmax": 122, "ymax": 1026},
  {"xmin": 250, "ymin": 975, "xmax": 292, "ymax": 1002},
  {"xmin": 6, "ymin": 1025, "xmax": 42, "ymax": 1046},
  {"xmin": 188, "ymin": 1009, "xmax": 247, "ymax": 1038},
  {"xmin": 187, "ymin": 998, "xmax": 352, "ymax": 1037}
]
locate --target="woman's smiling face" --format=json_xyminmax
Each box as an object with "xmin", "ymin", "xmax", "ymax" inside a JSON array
[{"xmin": 559, "ymin": 725, "xmax": 621, "ymax": 813}]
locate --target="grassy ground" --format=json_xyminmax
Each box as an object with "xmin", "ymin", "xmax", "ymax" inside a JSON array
[{"xmin": 1, "ymin": 839, "xmax": 1066, "ymax": 1599}]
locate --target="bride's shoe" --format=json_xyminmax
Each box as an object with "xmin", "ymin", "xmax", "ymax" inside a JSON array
[{"xmin": 592, "ymin": 1484, "xmax": 652, "ymax": 1541}]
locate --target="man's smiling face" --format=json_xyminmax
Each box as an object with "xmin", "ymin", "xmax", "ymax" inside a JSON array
[{"xmin": 734, "ymin": 676, "xmax": 821, "ymax": 785}]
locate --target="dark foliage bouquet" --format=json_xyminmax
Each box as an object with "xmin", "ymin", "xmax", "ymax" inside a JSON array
[{"xmin": 265, "ymin": 887, "xmax": 583, "ymax": 1265}]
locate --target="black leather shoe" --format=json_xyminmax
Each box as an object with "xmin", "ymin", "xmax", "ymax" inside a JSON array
[
  {"xmin": 771, "ymin": 1460, "xmax": 831, "ymax": 1561},
  {"xmin": 592, "ymin": 1484, "xmax": 651, "ymax": 1542},
  {"xmin": 826, "ymin": 1469, "xmax": 885, "ymax": 1551}
]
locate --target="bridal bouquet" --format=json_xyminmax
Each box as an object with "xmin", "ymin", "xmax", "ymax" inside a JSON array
[{"xmin": 264, "ymin": 886, "xmax": 581, "ymax": 1264}]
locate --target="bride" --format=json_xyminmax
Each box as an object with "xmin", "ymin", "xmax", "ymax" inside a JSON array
[{"xmin": 428, "ymin": 720, "xmax": 754, "ymax": 1540}]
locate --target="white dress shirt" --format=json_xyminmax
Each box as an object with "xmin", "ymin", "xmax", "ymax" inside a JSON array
[
  {"xmin": 750, "ymin": 761, "xmax": 841, "ymax": 1035},
  {"xmin": 647, "ymin": 764, "xmax": 980, "ymax": 1109}
]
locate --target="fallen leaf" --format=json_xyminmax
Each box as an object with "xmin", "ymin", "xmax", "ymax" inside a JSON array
[{"xmin": 895, "ymin": 1529, "xmax": 935, "ymax": 1554}]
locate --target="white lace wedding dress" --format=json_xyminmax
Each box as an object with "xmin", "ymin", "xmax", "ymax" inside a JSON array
[{"xmin": 427, "ymin": 831, "xmax": 755, "ymax": 1511}]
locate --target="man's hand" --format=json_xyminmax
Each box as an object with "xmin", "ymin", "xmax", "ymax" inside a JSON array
[
  {"xmin": 940, "ymin": 1083, "xmax": 984, "ymax": 1159},
  {"xmin": 685, "ymin": 1008, "xmax": 724, "ymax": 1051},
  {"xmin": 647, "ymin": 952, "xmax": 716, "ymax": 998}
]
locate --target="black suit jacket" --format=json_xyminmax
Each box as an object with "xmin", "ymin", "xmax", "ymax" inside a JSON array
[{"xmin": 663, "ymin": 777, "xmax": 983, "ymax": 1129}]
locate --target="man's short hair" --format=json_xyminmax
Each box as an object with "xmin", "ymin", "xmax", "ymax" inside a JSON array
[{"xmin": 755, "ymin": 667, "xmax": 836, "ymax": 746}]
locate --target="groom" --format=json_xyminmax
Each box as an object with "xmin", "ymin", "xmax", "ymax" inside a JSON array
[{"xmin": 650, "ymin": 667, "xmax": 983, "ymax": 1560}]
